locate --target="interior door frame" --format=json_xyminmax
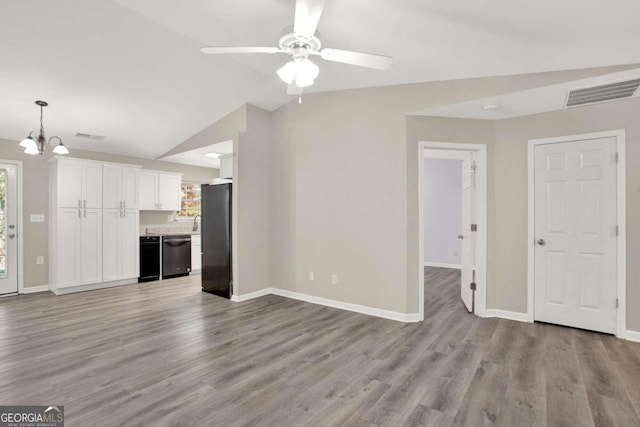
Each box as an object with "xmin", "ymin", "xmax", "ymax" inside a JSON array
[
  {"xmin": 527, "ymin": 129, "xmax": 626, "ymax": 338},
  {"xmin": 418, "ymin": 141, "xmax": 488, "ymax": 321},
  {"xmin": 0, "ymin": 159, "xmax": 24, "ymax": 294}
]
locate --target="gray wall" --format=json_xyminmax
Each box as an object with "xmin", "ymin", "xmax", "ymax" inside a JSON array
[
  {"xmin": 0, "ymin": 138, "xmax": 217, "ymax": 288},
  {"xmin": 268, "ymin": 65, "xmax": 630, "ymax": 315},
  {"xmin": 409, "ymin": 96, "xmax": 640, "ymax": 331},
  {"xmin": 423, "ymin": 158, "xmax": 462, "ymax": 266}
]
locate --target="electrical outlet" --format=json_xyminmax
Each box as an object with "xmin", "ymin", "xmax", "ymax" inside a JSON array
[
  {"xmin": 331, "ymin": 274, "xmax": 338, "ymax": 285},
  {"xmin": 308, "ymin": 272, "xmax": 314, "ymax": 281},
  {"xmin": 36, "ymin": 256, "xmax": 44, "ymax": 265}
]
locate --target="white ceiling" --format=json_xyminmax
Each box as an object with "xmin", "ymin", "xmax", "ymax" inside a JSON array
[
  {"xmin": 1, "ymin": 0, "xmax": 639, "ymax": 159},
  {"xmin": 411, "ymin": 68, "xmax": 640, "ymax": 120},
  {"xmin": 160, "ymin": 139, "xmax": 234, "ymax": 169}
]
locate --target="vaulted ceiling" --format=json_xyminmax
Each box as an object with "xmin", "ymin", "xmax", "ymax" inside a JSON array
[{"xmin": 1, "ymin": 0, "xmax": 639, "ymax": 159}]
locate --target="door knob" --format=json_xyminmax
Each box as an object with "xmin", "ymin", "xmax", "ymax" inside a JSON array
[
  {"xmin": 537, "ymin": 239, "xmax": 546, "ymax": 246},
  {"xmin": 8, "ymin": 234, "xmax": 15, "ymax": 239},
  {"xmin": 457, "ymin": 234, "xmax": 464, "ymax": 239}
]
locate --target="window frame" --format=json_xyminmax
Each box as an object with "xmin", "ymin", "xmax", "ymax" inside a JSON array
[{"xmin": 176, "ymin": 180, "xmax": 204, "ymax": 220}]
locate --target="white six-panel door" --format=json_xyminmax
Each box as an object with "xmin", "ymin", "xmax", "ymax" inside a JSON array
[{"xmin": 533, "ymin": 137, "xmax": 617, "ymax": 334}]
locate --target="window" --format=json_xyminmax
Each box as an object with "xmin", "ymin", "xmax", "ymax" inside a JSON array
[{"xmin": 178, "ymin": 181, "xmax": 201, "ymax": 218}]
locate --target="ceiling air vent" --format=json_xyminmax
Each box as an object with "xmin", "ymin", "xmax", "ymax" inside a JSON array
[
  {"xmin": 565, "ymin": 79, "xmax": 640, "ymax": 107},
  {"xmin": 75, "ymin": 132, "xmax": 106, "ymax": 141}
]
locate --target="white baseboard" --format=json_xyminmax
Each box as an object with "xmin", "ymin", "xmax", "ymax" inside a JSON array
[
  {"xmin": 485, "ymin": 309, "xmax": 531, "ymax": 323},
  {"xmin": 22, "ymin": 285, "xmax": 50, "ymax": 294},
  {"xmin": 230, "ymin": 287, "xmax": 419, "ymax": 323},
  {"xmin": 623, "ymin": 330, "xmax": 640, "ymax": 343},
  {"xmin": 231, "ymin": 288, "xmax": 272, "ymax": 302},
  {"xmin": 424, "ymin": 262, "xmax": 462, "ymax": 269},
  {"xmin": 51, "ymin": 278, "xmax": 138, "ymax": 295}
]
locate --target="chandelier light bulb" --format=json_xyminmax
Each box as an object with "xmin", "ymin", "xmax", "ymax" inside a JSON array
[
  {"xmin": 24, "ymin": 145, "xmax": 39, "ymax": 155},
  {"xmin": 19, "ymin": 136, "xmax": 37, "ymax": 150},
  {"xmin": 53, "ymin": 142, "xmax": 69, "ymax": 155}
]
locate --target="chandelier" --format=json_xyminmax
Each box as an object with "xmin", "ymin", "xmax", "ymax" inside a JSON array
[{"xmin": 19, "ymin": 100, "xmax": 69, "ymax": 155}]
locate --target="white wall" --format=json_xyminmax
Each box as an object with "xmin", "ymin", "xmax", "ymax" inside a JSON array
[{"xmin": 423, "ymin": 158, "xmax": 462, "ymax": 266}]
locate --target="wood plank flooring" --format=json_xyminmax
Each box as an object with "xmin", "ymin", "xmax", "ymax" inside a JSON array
[{"xmin": 1, "ymin": 268, "xmax": 640, "ymax": 426}]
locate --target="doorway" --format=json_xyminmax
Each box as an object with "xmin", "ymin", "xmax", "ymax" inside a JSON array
[
  {"xmin": 527, "ymin": 130, "xmax": 626, "ymax": 336},
  {"xmin": 0, "ymin": 162, "xmax": 20, "ymax": 295},
  {"xmin": 418, "ymin": 142, "xmax": 487, "ymax": 321}
]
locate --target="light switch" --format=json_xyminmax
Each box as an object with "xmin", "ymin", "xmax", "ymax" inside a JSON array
[
  {"xmin": 30, "ymin": 214, "xmax": 45, "ymax": 223},
  {"xmin": 36, "ymin": 256, "xmax": 44, "ymax": 265}
]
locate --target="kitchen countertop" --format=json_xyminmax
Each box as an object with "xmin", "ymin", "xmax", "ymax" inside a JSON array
[{"xmin": 143, "ymin": 226, "xmax": 201, "ymax": 237}]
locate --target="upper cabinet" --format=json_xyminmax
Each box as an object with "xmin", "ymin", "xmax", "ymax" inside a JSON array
[
  {"xmin": 51, "ymin": 158, "xmax": 103, "ymax": 209},
  {"xmin": 139, "ymin": 171, "xmax": 182, "ymax": 211},
  {"xmin": 103, "ymin": 164, "xmax": 140, "ymax": 209}
]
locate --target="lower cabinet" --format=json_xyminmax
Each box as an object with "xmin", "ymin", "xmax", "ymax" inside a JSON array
[
  {"xmin": 191, "ymin": 234, "xmax": 202, "ymax": 272},
  {"xmin": 53, "ymin": 208, "xmax": 103, "ymax": 289},
  {"xmin": 103, "ymin": 209, "xmax": 140, "ymax": 282}
]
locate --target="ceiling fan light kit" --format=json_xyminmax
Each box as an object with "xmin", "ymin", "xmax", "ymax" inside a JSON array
[
  {"xmin": 200, "ymin": 0, "xmax": 393, "ymax": 94},
  {"xmin": 19, "ymin": 100, "xmax": 69, "ymax": 156}
]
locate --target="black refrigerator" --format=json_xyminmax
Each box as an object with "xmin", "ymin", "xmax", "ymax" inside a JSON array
[{"xmin": 201, "ymin": 183, "xmax": 232, "ymax": 298}]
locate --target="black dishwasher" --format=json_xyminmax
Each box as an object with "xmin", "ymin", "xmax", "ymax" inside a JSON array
[
  {"xmin": 162, "ymin": 235, "xmax": 192, "ymax": 279},
  {"xmin": 139, "ymin": 236, "xmax": 160, "ymax": 282}
]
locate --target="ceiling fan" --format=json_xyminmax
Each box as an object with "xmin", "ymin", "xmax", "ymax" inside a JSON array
[{"xmin": 200, "ymin": 0, "xmax": 393, "ymax": 95}]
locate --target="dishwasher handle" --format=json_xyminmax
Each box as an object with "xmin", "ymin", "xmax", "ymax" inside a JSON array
[{"xmin": 164, "ymin": 238, "xmax": 191, "ymax": 246}]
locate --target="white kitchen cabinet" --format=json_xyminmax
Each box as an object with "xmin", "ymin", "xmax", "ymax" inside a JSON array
[
  {"xmin": 103, "ymin": 209, "xmax": 139, "ymax": 282},
  {"xmin": 191, "ymin": 234, "xmax": 202, "ymax": 272},
  {"xmin": 52, "ymin": 158, "xmax": 103, "ymax": 209},
  {"xmin": 54, "ymin": 208, "xmax": 83, "ymax": 288},
  {"xmin": 81, "ymin": 208, "xmax": 103, "ymax": 285},
  {"xmin": 51, "ymin": 207, "xmax": 102, "ymax": 290},
  {"xmin": 138, "ymin": 170, "xmax": 182, "ymax": 211},
  {"xmin": 103, "ymin": 164, "xmax": 140, "ymax": 209},
  {"xmin": 139, "ymin": 172, "xmax": 158, "ymax": 210},
  {"xmin": 50, "ymin": 157, "xmax": 141, "ymax": 294},
  {"xmin": 158, "ymin": 173, "xmax": 182, "ymax": 211}
]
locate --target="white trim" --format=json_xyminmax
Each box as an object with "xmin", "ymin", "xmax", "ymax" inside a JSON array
[
  {"xmin": 231, "ymin": 288, "xmax": 272, "ymax": 302},
  {"xmin": 527, "ymin": 129, "xmax": 626, "ymax": 336},
  {"xmin": 623, "ymin": 330, "xmax": 640, "ymax": 343},
  {"xmin": 423, "ymin": 149, "xmax": 470, "ymax": 160},
  {"xmin": 485, "ymin": 309, "xmax": 531, "ymax": 323},
  {"xmin": 418, "ymin": 141, "xmax": 488, "ymax": 321},
  {"xmin": 424, "ymin": 262, "xmax": 462, "ymax": 270},
  {"xmin": 230, "ymin": 287, "xmax": 420, "ymax": 323},
  {"xmin": 0, "ymin": 159, "xmax": 24, "ymax": 295},
  {"xmin": 51, "ymin": 278, "xmax": 137, "ymax": 295},
  {"xmin": 22, "ymin": 285, "xmax": 50, "ymax": 294}
]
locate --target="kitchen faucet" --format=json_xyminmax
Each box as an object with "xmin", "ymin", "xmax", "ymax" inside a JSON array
[{"xmin": 193, "ymin": 214, "xmax": 201, "ymax": 232}]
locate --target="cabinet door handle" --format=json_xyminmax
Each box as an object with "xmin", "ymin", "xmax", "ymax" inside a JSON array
[
  {"xmin": 78, "ymin": 209, "xmax": 82, "ymax": 219},
  {"xmin": 78, "ymin": 199, "xmax": 82, "ymax": 209}
]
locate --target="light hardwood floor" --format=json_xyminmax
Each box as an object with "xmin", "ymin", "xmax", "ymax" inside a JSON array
[{"xmin": 1, "ymin": 268, "xmax": 640, "ymax": 426}]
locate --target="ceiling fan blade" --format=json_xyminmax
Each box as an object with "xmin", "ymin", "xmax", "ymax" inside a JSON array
[
  {"xmin": 319, "ymin": 48, "xmax": 393, "ymax": 70},
  {"xmin": 200, "ymin": 46, "xmax": 283, "ymax": 54},
  {"xmin": 287, "ymin": 84, "xmax": 303, "ymax": 96},
  {"xmin": 293, "ymin": 0, "xmax": 326, "ymax": 38}
]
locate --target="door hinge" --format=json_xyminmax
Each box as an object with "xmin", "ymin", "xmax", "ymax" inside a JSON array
[
  {"xmin": 615, "ymin": 225, "xmax": 619, "ymax": 236},
  {"xmin": 470, "ymin": 224, "xmax": 478, "ymax": 232},
  {"xmin": 615, "ymin": 152, "xmax": 619, "ymax": 163},
  {"xmin": 616, "ymin": 298, "xmax": 619, "ymax": 309},
  {"xmin": 470, "ymin": 282, "xmax": 477, "ymax": 291}
]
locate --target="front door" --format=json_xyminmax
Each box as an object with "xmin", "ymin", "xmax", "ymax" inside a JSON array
[
  {"xmin": 460, "ymin": 152, "xmax": 475, "ymax": 312},
  {"xmin": 533, "ymin": 137, "xmax": 617, "ymax": 334},
  {"xmin": 0, "ymin": 163, "xmax": 18, "ymax": 295}
]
